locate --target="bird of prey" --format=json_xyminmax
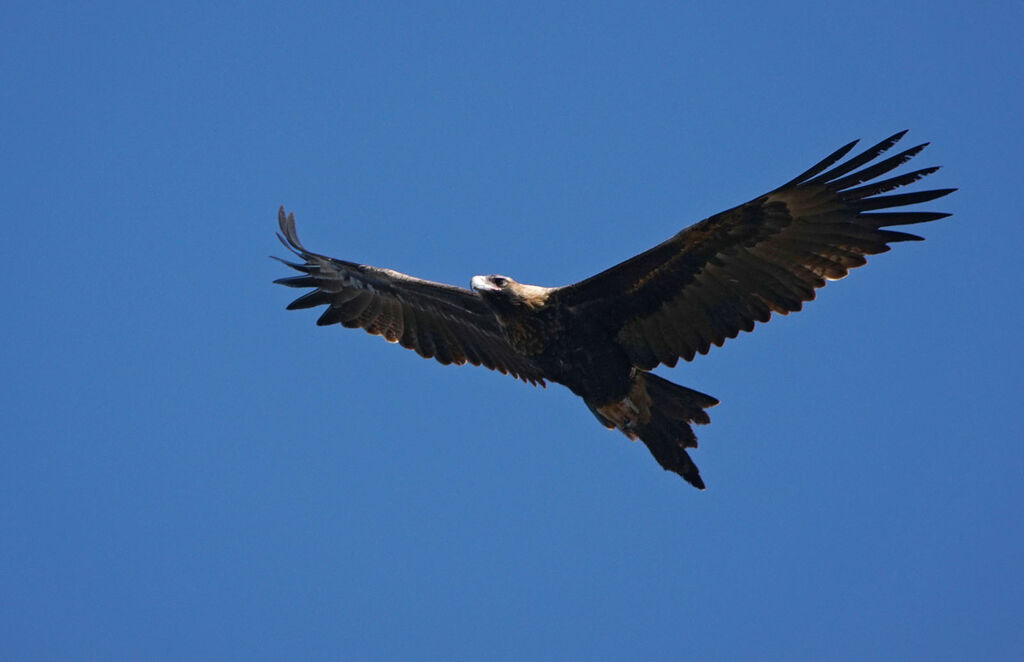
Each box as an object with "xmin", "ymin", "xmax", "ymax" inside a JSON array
[{"xmin": 274, "ymin": 131, "xmax": 953, "ymax": 489}]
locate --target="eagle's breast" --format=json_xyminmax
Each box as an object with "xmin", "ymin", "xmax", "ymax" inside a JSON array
[{"xmin": 502, "ymin": 316, "xmax": 548, "ymax": 356}]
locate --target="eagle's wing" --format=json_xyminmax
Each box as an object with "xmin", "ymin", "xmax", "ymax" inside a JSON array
[
  {"xmin": 554, "ymin": 131, "xmax": 955, "ymax": 368},
  {"xmin": 274, "ymin": 208, "xmax": 545, "ymax": 385}
]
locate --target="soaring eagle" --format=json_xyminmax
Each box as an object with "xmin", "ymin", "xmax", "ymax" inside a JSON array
[{"xmin": 274, "ymin": 131, "xmax": 953, "ymax": 489}]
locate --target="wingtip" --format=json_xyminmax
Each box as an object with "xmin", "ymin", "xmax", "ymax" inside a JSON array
[
  {"xmin": 928, "ymin": 187, "xmax": 958, "ymax": 201},
  {"xmin": 888, "ymin": 129, "xmax": 910, "ymax": 142},
  {"xmin": 276, "ymin": 206, "xmax": 308, "ymax": 253},
  {"xmin": 839, "ymin": 137, "xmax": 861, "ymax": 152},
  {"xmin": 778, "ymin": 137, "xmax": 860, "ymax": 188},
  {"xmin": 904, "ymin": 142, "xmax": 930, "ymax": 158}
]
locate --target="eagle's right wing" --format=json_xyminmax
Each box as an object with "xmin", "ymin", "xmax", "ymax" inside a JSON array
[
  {"xmin": 554, "ymin": 132, "xmax": 954, "ymax": 368},
  {"xmin": 274, "ymin": 208, "xmax": 545, "ymax": 385}
]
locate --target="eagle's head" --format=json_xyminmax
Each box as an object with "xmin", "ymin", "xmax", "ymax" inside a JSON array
[{"xmin": 471, "ymin": 274, "xmax": 553, "ymax": 313}]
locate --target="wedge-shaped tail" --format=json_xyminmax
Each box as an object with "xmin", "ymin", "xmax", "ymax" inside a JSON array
[{"xmin": 587, "ymin": 371, "xmax": 719, "ymax": 488}]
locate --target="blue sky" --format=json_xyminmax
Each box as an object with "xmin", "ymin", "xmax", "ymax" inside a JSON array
[{"xmin": 3, "ymin": 2, "xmax": 1021, "ymax": 659}]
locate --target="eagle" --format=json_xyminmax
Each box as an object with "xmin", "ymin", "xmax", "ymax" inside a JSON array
[{"xmin": 274, "ymin": 131, "xmax": 953, "ymax": 489}]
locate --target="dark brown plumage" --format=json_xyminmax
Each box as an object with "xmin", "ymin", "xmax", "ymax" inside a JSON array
[{"xmin": 274, "ymin": 131, "xmax": 954, "ymax": 489}]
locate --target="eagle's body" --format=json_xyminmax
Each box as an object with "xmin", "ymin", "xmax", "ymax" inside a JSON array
[{"xmin": 275, "ymin": 132, "xmax": 954, "ymax": 488}]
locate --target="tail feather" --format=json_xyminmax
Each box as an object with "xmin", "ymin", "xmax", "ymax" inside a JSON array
[
  {"xmin": 587, "ymin": 371, "xmax": 718, "ymax": 489},
  {"xmin": 636, "ymin": 373, "xmax": 718, "ymax": 489},
  {"xmin": 645, "ymin": 373, "xmax": 718, "ymax": 427}
]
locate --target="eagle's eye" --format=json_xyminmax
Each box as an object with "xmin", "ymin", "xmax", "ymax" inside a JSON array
[{"xmin": 491, "ymin": 276, "xmax": 508, "ymax": 288}]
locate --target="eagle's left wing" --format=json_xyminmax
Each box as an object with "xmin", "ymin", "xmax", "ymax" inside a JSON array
[
  {"xmin": 553, "ymin": 131, "xmax": 955, "ymax": 369},
  {"xmin": 274, "ymin": 208, "xmax": 545, "ymax": 384}
]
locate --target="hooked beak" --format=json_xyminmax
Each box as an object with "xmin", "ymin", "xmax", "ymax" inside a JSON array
[{"xmin": 471, "ymin": 275, "xmax": 499, "ymax": 293}]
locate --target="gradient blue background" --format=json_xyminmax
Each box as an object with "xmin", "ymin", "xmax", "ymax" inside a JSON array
[{"xmin": 4, "ymin": 2, "xmax": 1021, "ymax": 659}]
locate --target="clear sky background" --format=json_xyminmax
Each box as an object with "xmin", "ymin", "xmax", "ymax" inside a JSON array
[{"xmin": 3, "ymin": 2, "xmax": 1021, "ymax": 660}]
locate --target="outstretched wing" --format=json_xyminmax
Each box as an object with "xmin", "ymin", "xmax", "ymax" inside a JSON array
[
  {"xmin": 554, "ymin": 131, "xmax": 955, "ymax": 368},
  {"xmin": 274, "ymin": 208, "xmax": 545, "ymax": 384}
]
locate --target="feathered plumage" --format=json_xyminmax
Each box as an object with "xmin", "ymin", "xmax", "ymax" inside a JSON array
[{"xmin": 275, "ymin": 131, "xmax": 954, "ymax": 488}]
